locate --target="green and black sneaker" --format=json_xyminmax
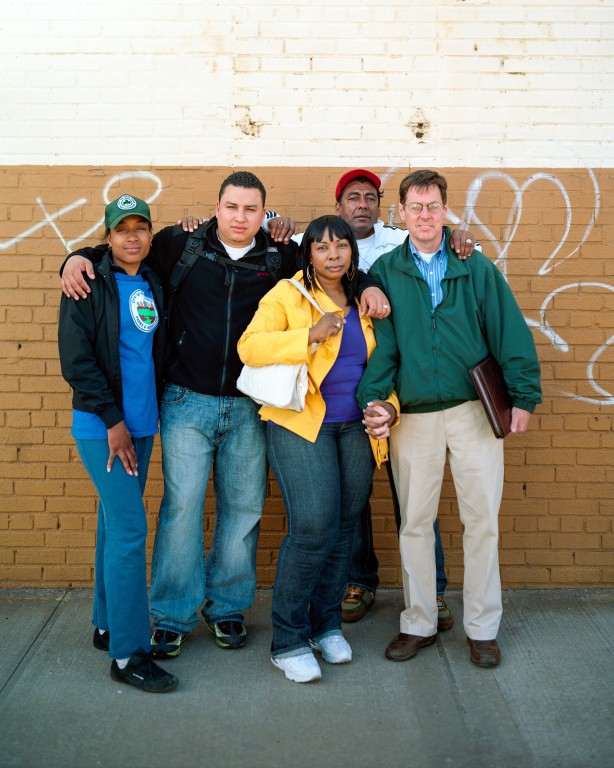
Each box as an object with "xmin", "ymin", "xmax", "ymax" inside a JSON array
[
  {"xmin": 151, "ymin": 629, "xmax": 187, "ymax": 659},
  {"xmin": 207, "ymin": 620, "xmax": 247, "ymax": 649}
]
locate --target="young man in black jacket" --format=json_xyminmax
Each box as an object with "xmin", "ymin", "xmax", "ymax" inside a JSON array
[{"xmin": 61, "ymin": 171, "xmax": 388, "ymax": 659}]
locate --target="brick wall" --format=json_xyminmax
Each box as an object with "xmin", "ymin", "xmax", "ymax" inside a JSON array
[
  {"xmin": 1, "ymin": 165, "xmax": 613, "ymax": 588},
  {"xmin": 1, "ymin": 0, "xmax": 612, "ymax": 587}
]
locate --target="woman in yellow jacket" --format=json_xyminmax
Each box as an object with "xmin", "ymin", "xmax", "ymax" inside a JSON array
[{"xmin": 238, "ymin": 215, "xmax": 398, "ymax": 684}]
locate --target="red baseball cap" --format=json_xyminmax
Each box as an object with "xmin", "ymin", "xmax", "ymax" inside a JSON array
[{"xmin": 335, "ymin": 169, "xmax": 382, "ymax": 200}]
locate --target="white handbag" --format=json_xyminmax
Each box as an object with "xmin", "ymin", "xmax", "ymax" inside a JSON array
[{"xmin": 237, "ymin": 279, "xmax": 325, "ymax": 412}]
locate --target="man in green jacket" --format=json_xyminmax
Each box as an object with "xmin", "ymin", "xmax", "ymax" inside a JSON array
[{"xmin": 356, "ymin": 169, "xmax": 541, "ymax": 668}]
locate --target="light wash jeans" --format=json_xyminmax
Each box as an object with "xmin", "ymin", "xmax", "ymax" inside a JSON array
[
  {"xmin": 149, "ymin": 385, "xmax": 267, "ymax": 634},
  {"xmin": 77, "ymin": 436, "xmax": 154, "ymax": 660},
  {"xmin": 266, "ymin": 419, "xmax": 375, "ymax": 659}
]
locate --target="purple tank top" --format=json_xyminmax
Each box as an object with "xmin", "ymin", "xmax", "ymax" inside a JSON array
[{"xmin": 321, "ymin": 306, "xmax": 367, "ymax": 423}]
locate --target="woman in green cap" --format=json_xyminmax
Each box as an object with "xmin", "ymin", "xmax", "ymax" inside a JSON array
[{"xmin": 58, "ymin": 195, "xmax": 177, "ymax": 693}]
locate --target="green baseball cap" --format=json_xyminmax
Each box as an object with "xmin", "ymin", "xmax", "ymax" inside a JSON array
[{"xmin": 105, "ymin": 195, "xmax": 152, "ymax": 230}]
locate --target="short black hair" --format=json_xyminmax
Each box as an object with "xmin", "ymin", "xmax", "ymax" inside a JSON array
[
  {"xmin": 218, "ymin": 171, "xmax": 266, "ymax": 205},
  {"xmin": 300, "ymin": 215, "xmax": 360, "ymax": 304}
]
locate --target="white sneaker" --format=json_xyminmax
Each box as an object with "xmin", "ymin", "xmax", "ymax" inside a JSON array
[
  {"xmin": 310, "ymin": 634, "xmax": 352, "ymax": 664},
  {"xmin": 271, "ymin": 652, "xmax": 322, "ymax": 683}
]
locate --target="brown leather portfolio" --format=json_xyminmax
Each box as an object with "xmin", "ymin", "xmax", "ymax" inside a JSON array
[{"xmin": 469, "ymin": 354, "xmax": 513, "ymax": 439}]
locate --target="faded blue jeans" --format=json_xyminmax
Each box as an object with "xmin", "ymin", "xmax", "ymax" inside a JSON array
[
  {"xmin": 149, "ymin": 385, "xmax": 267, "ymax": 634},
  {"xmin": 267, "ymin": 419, "xmax": 375, "ymax": 659},
  {"xmin": 348, "ymin": 460, "xmax": 448, "ymax": 596},
  {"xmin": 77, "ymin": 436, "xmax": 154, "ymax": 660}
]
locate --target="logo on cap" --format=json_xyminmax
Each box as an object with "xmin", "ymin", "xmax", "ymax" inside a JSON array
[{"xmin": 117, "ymin": 195, "xmax": 138, "ymax": 211}]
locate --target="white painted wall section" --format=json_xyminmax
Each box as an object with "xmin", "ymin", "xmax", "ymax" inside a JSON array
[{"xmin": 0, "ymin": 0, "xmax": 612, "ymax": 167}]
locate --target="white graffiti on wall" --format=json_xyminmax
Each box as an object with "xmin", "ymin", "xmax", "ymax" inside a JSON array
[
  {"xmin": 1, "ymin": 166, "xmax": 611, "ymax": 405},
  {"xmin": 0, "ymin": 171, "xmax": 162, "ymax": 253}
]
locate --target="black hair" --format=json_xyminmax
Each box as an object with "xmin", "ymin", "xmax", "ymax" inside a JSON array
[
  {"xmin": 218, "ymin": 171, "xmax": 266, "ymax": 205},
  {"xmin": 300, "ymin": 215, "xmax": 360, "ymax": 304}
]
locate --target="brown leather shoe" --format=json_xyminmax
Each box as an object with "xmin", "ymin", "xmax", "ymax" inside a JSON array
[
  {"xmin": 467, "ymin": 637, "xmax": 501, "ymax": 668},
  {"xmin": 385, "ymin": 633, "xmax": 437, "ymax": 662}
]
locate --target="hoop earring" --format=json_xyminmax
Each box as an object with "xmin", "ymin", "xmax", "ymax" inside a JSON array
[
  {"xmin": 346, "ymin": 262, "xmax": 356, "ymax": 281},
  {"xmin": 307, "ymin": 263, "xmax": 315, "ymax": 284}
]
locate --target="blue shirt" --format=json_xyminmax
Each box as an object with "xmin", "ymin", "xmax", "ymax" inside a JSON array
[
  {"xmin": 321, "ymin": 306, "xmax": 367, "ymax": 423},
  {"xmin": 409, "ymin": 235, "xmax": 448, "ymax": 310},
  {"xmin": 72, "ymin": 267, "xmax": 159, "ymax": 440}
]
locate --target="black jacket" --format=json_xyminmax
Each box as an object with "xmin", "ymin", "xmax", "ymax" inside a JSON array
[
  {"xmin": 152, "ymin": 219, "xmax": 303, "ymax": 395},
  {"xmin": 58, "ymin": 252, "xmax": 166, "ymax": 429},
  {"xmin": 65, "ymin": 218, "xmax": 376, "ymax": 397}
]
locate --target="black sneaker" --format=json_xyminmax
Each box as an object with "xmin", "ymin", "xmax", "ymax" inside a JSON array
[
  {"xmin": 151, "ymin": 629, "xmax": 187, "ymax": 659},
  {"xmin": 110, "ymin": 649, "xmax": 178, "ymax": 693},
  {"xmin": 207, "ymin": 620, "xmax": 247, "ymax": 649},
  {"xmin": 93, "ymin": 628, "xmax": 109, "ymax": 652}
]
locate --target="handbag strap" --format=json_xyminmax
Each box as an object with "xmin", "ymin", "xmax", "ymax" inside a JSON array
[{"xmin": 284, "ymin": 278, "xmax": 326, "ymax": 315}]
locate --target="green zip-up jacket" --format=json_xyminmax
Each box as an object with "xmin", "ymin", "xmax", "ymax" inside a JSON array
[{"xmin": 356, "ymin": 229, "xmax": 542, "ymax": 414}]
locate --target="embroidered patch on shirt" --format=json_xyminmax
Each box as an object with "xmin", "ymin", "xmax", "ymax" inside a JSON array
[{"xmin": 129, "ymin": 289, "xmax": 158, "ymax": 332}]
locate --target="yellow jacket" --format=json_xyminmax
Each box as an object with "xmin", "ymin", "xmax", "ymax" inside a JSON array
[{"xmin": 237, "ymin": 272, "xmax": 399, "ymax": 467}]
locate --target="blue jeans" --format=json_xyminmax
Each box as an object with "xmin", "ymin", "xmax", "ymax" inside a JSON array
[
  {"xmin": 348, "ymin": 460, "xmax": 448, "ymax": 596},
  {"xmin": 267, "ymin": 419, "xmax": 375, "ymax": 658},
  {"xmin": 149, "ymin": 385, "xmax": 267, "ymax": 634},
  {"xmin": 77, "ymin": 436, "xmax": 154, "ymax": 660}
]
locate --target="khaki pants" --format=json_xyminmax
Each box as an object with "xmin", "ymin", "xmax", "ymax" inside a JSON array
[{"xmin": 390, "ymin": 400, "xmax": 504, "ymax": 641}]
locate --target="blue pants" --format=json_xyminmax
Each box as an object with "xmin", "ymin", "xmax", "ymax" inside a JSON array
[
  {"xmin": 348, "ymin": 460, "xmax": 448, "ymax": 595},
  {"xmin": 267, "ymin": 419, "xmax": 375, "ymax": 659},
  {"xmin": 149, "ymin": 385, "xmax": 267, "ymax": 634},
  {"xmin": 76, "ymin": 436, "xmax": 154, "ymax": 660}
]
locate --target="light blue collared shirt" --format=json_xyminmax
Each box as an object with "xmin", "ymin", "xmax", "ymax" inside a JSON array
[{"xmin": 409, "ymin": 235, "xmax": 448, "ymax": 310}]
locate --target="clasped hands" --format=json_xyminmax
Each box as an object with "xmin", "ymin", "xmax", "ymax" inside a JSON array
[{"xmin": 363, "ymin": 400, "xmax": 397, "ymax": 440}]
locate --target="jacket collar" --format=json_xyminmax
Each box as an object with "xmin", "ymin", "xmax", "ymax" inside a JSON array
[
  {"xmin": 96, "ymin": 250, "xmax": 114, "ymax": 278},
  {"xmin": 393, "ymin": 226, "xmax": 470, "ymax": 280},
  {"xmin": 96, "ymin": 249, "xmax": 153, "ymax": 279},
  {"xmin": 203, "ymin": 216, "xmax": 272, "ymax": 259}
]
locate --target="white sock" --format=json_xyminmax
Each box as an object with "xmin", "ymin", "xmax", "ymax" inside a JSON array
[
  {"xmin": 98, "ymin": 628, "xmax": 107, "ymax": 636},
  {"xmin": 116, "ymin": 658, "xmax": 130, "ymax": 669}
]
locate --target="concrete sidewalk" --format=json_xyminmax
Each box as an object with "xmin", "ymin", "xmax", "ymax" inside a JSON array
[{"xmin": 1, "ymin": 588, "xmax": 613, "ymax": 768}]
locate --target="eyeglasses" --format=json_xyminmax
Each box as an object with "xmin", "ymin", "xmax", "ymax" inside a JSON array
[{"xmin": 402, "ymin": 201, "xmax": 443, "ymax": 214}]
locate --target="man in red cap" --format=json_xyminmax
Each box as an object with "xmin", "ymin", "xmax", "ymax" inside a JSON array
[{"xmin": 332, "ymin": 168, "xmax": 404, "ymax": 273}]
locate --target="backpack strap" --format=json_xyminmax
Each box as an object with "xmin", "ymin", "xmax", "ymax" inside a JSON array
[
  {"xmin": 170, "ymin": 223, "xmax": 283, "ymax": 294},
  {"xmin": 265, "ymin": 247, "xmax": 283, "ymax": 284},
  {"xmin": 169, "ymin": 223, "xmax": 208, "ymax": 294}
]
